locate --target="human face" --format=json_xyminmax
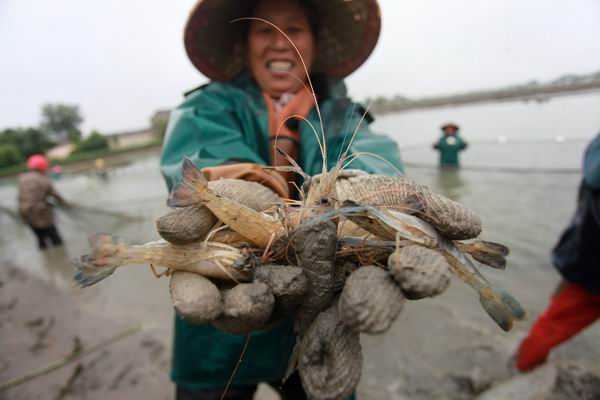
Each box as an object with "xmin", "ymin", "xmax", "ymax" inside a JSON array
[
  {"xmin": 247, "ymin": 0, "xmax": 316, "ymax": 98},
  {"xmin": 443, "ymin": 127, "xmax": 457, "ymax": 136}
]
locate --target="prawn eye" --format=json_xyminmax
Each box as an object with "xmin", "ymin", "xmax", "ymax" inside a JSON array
[{"xmin": 320, "ymin": 198, "xmax": 330, "ymax": 205}]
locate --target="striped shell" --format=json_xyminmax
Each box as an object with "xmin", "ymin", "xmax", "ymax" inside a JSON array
[
  {"xmin": 211, "ymin": 282, "xmax": 274, "ymax": 334},
  {"xmin": 388, "ymin": 245, "xmax": 451, "ymax": 299},
  {"xmin": 157, "ymin": 179, "xmax": 281, "ymax": 244},
  {"xmin": 298, "ymin": 303, "xmax": 362, "ymax": 400},
  {"xmin": 336, "ymin": 175, "xmax": 481, "ymax": 240},
  {"xmin": 338, "ymin": 266, "xmax": 405, "ymax": 334},
  {"xmin": 169, "ymin": 272, "xmax": 222, "ymax": 324}
]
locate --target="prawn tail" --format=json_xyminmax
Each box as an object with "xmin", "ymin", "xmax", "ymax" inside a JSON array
[
  {"xmin": 478, "ymin": 286, "xmax": 514, "ymax": 332},
  {"xmin": 457, "ymin": 240, "xmax": 510, "ymax": 269},
  {"xmin": 167, "ymin": 157, "xmax": 206, "ymax": 207},
  {"xmin": 72, "ymin": 233, "xmax": 124, "ymax": 288},
  {"xmin": 495, "ymin": 287, "xmax": 526, "ymax": 320}
]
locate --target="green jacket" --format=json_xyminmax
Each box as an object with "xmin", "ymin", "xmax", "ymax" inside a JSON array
[
  {"xmin": 160, "ymin": 72, "xmax": 404, "ymax": 391},
  {"xmin": 433, "ymin": 133, "xmax": 468, "ymax": 167}
]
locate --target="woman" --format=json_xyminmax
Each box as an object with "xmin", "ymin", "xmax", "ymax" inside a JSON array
[{"xmin": 160, "ymin": 0, "xmax": 403, "ymax": 398}]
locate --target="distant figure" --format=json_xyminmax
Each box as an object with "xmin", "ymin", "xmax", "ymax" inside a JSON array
[
  {"xmin": 18, "ymin": 154, "xmax": 69, "ymax": 250},
  {"xmin": 433, "ymin": 123, "xmax": 468, "ymax": 168},
  {"xmin": 515, "ymin": 133, "xmax": 600, "ymax": 372},
  {"xmin": 50, "ymin": 165, "xmax": 63, "ymax": 180},
  {"xmin": 94, "ymin": 158, "xmax": 108, "ymax": 180}
]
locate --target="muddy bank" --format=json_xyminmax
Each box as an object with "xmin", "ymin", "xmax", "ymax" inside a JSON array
[
  {"xmin": 0, "ymin": 263, "xmax": 172, "ymax": 400},
  {"xmin": 2, "ymin": 260, "xmax": 600, "ymax": 400}
]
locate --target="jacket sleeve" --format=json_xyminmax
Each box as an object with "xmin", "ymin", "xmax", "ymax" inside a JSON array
[
  {"xmin": 160, "ymin": 86, "xmax": 265, "ymax": 191},
  {"xmin": 339, "ymin": 108, "xmax": 404, "ymax": 176}
]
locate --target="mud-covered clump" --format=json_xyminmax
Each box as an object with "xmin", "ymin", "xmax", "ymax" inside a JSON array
[
  {"xmin": 169, "ymin": 272, "xmax": 222, "ymax": 324},
  {"xmin": 157, "ymin": 206, "xmax": 217, "ymax": 245},
  {"xmin": 298, "ymin": 303, "xmax": 362, "ymax": 400},
  {"xmin": 339, "ymin": 266, "xmax": 405, "ymax": 334},
  {"xmin": 212, "ymin": 282, "xmax": 274, "ymax": 334},
  {"xmin": 388, "ymin": 245, "xmax": 451, "ymax": 299},
  {"xmin": 292, "ymin": 218, "xmax": 338, "ymax": 334},
  {"xmin": 254, "ymin": 264, "xmax": 308, "ymax": 321}
]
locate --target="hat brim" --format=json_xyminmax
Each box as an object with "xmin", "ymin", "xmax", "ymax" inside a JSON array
[
  {"xmin": 184, "ymin": 0, "xmax": 381, "ymax": 81},
  {"xmin": 441, "ymin": 123, "xmax": 460, "ymax": 131}
]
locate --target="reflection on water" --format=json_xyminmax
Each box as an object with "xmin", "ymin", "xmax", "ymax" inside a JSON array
[
  {"xmin": 435, "ymin": 168, "xmax": 467, "ymax": 200},
  {"xmin": 39, "ymin": 246, "xmax": 76, "ymax": 290}
]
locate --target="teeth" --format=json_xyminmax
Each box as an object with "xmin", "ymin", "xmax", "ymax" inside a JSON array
[{"xmin": 268, "ymin": 61, "xmax": 293, "ymax": 72}]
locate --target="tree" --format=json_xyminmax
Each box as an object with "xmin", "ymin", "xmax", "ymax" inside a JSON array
[
  {"xmin": 40, "ymin": 103, "xmax": 83, "ymax": 142},
  {"xmin": 74, "ymin": 131, "xmax": 109, "ymax": 153},
  {"xmin": 0, "ymin": 127, "xmax": 55, "ymax": 158},
  {"xmin": 0, "ymin": 144, "xmax": 23, "ymax": 168}
]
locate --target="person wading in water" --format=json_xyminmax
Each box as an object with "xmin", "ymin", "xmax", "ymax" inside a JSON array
[
  {"xmin": 18, "ymin": 154, "xmax": 70, "ymax": 250},
  {"xmin": 433, "ymin": 122, "xmax": 468, "ymax": 168}
]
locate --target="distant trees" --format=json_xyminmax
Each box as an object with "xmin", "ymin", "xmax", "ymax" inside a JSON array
[
  {"xmin": 73, "ymin": 131, "xmax": 109, "ymax": 153},
  {"xmin": 0, "ymin": 144, "xmax": 23, "ymax": 168},
  {"xmin": 0, "ymin": 103, "xmax": 84, "ymax": 169},
  {"xmin": 40, "ymin": 103, "xmax": 83, "ymax": 143},
  {"xmin": 0, "ymin": 127, "xmax": 56, "ymax": 162}
]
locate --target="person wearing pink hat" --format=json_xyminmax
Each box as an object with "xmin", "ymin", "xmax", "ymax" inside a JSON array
[{"xmin": 18, "ymin": 154, "xmax": 69, "ymax": 249}]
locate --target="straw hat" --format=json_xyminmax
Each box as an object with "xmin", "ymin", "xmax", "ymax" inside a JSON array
[
  {"xmin": 441, "ymin": 123, "xmax": 460, "ymax": 131},
  {"xmin": 184, "ymin": 0, "xmax": 381, "ymax": 81}
]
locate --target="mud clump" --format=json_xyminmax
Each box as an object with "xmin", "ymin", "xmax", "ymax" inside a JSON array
[
  {"xmin": 339, "ymin": 266, "xmax": 405, "ymax": 334},
  {"xmin": 156, "ymin": 206, "xmax": 216, "ymax": 245},
  {"xmin": 169, "ymin": 272, "xmax": 222, "ymax": 324},
  {"xmin": 551, "ymin": 363, "xmax": 600, "ymax": 400},
  {"xmin": 389, "ymin": 245, "xmax": 451, "ymax": 300},
  {"xmin": 212, "ymin": 282, "xmax": 274, "ymax": 334},
  {"xmin": 292, "ymin": 219, "xmax": 338, "ymax": 334},
  {"xmin": 298, "ymin": 303, "xmax": 362, "ymax": 400},
  {"xmin": 254, "ymin": 264, "xmax": 308, "ymax": 321}
]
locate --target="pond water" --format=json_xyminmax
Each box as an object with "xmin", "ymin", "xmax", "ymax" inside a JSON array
[{"xmin": 1, "ymin": 93, "xmax": 599, "ymax": 397}]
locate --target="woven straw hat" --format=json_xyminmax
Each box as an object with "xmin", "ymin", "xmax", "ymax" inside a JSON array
[{"xmin": 184, "ymin": 0, "xmax": 381, "ymax": 81}]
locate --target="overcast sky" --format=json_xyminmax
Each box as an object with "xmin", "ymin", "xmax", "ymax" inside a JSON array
[{"xmin": 1, "ymin": 0, "xmax": 599, "ymax": 133}]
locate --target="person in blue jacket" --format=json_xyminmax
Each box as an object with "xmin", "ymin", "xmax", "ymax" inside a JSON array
[{"xmin": 160, "ymin": 0, "xmax": 404, "ymax": 398}]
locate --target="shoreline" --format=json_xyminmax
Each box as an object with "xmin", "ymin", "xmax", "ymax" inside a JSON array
[{"xmin": 0, "ymin": 144, "xmax": 162, "ymax": 180}]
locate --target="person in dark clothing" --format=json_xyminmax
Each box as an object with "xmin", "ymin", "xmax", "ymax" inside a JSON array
[
  {"xmin": 433, "ymin": 123, "xmax": 468, "ymax": 168},
  {"xmin": 515, "ymin": 133, "xmax": 600, "ymax": 372},
  {"xmin": 18, "ymin": 154, "xmax": 69, "ymax": 250}
]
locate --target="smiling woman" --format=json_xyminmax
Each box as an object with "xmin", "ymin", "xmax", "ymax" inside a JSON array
[
  {"xmin": 247, "ymin": 0, "xmax": 316, "ymax": 98},
  {"xmin": 161, "ymin": 0, "xmax": 404, "ymax": 399}
]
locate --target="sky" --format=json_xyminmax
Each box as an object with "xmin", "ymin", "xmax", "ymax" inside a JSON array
[{"xmin": 1, "ymin": 0, "xmax": 599, "ymax": 133}]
